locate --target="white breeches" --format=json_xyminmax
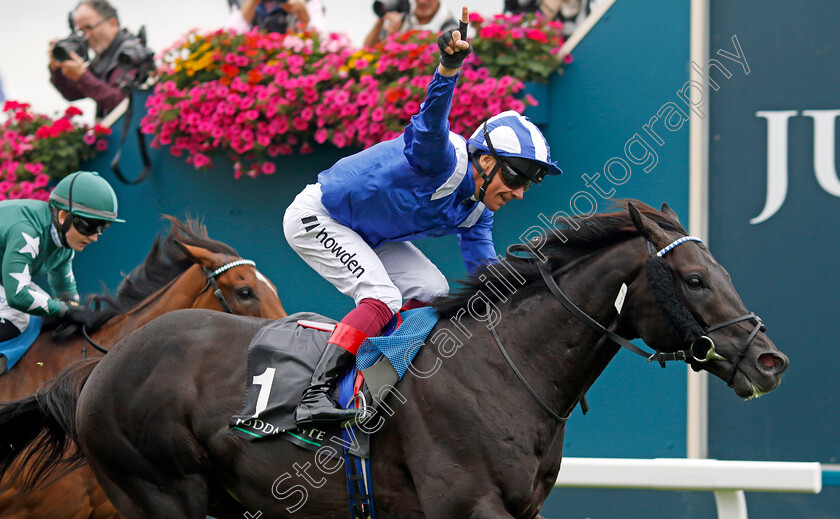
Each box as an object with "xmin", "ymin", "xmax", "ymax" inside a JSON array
[{"xmin": 283, "ymin": 184, "xmax": 450, "ymax": 314}]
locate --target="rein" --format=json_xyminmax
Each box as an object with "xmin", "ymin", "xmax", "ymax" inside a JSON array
[{"xmin": 79, "ymin": 259, "xmax": 256, "ymax": 357}]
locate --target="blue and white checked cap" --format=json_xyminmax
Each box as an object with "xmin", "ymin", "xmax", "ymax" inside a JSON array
[{"xmin": 468, "ymin": 111, "xmax": 563, "ymax": 176}]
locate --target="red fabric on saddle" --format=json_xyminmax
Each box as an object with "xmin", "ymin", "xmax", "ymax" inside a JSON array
[{"xmin": 329, "ymin": 323, "xmax": 368, "ymax": 355}]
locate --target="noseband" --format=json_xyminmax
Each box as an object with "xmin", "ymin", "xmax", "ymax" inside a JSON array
[{"xmin": 80, "ymin": 259, "xmax": 257, "ymax": 357}]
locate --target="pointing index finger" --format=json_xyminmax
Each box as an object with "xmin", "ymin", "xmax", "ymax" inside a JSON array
[{"xmin": 459, "ymin": 6, "xmax": 469, "ymax": 37}]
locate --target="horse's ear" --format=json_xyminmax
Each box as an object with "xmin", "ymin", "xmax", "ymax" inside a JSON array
[
  {"xmin": 660, "ymin": 202, "xmax": 680, "ymax": 224},
  {"xmin": 174, "ymin": 240, "xmax": 216, "ymax": 269},
  {"xmin": 628, "ymin": 202, "xmax": 670, "ymax": 248}
]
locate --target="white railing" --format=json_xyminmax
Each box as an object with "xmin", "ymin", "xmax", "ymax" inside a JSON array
[{"xmin": 554, "ymin": 457, "xmax": 824, "ymax": 519}]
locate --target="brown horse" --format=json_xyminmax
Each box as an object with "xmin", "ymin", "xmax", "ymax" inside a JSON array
[
  {"xmin": 0, "ymin": 215, "xmax": 286, "ymax": 519},
  {"xmin": 0, "ymin": 202, "xmax": 788, "ymax": 518}
]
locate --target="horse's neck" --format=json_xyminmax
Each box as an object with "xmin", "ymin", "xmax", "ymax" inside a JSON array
[
  {"xmin": 453, "ymin": 242, "xmax": 646, "ymax": 434},
  {"xmin": 90, "ymin": 265, "xmax": 206, "ymax": 347},
  {"xmin": 528, "ymin": 242, "xmax": 646, "ymax": 410}
]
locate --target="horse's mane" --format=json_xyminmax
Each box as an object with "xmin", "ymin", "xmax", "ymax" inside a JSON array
[
  {"xmin": 432, "ymin": 200, "xmax": 688, "ymax": 319},
  {"xmin": 54, "ymin": 215, "xmax": 240, "ymax": 329}
]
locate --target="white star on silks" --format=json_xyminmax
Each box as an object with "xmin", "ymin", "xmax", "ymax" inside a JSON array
[
  {"xmin": 18, "ymin": 232, "xmax": 40, "ymax": 259},
  {"xmin": 27, "ymin": 290, "xmax": 50, "ymax": 312},
  {"xmin": 9, "ymin": 265, "xmax": 32, "ymax": 295}
]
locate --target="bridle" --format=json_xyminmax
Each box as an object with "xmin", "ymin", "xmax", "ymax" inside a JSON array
[
  {"xmin": 488, "ymin": 235, "xmax": 766, "ymax": 423},
  {"xmin": 79, "ymin": 258, "xmax": 256, "ymax": 357},
  {"xmin": 199, "ymin": 259, "xmax": 256, "ymax": 314}
]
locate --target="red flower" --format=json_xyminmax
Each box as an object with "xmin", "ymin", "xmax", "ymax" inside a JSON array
[
  {"xmin": 64, "ymin": 106, "xmax": 84, "ymax": 117},
  {"xmin": 35, "ymin": 126, "xmax": 54, "ymax": 139},
  {"xmin": 92, "ymin": 124, "xmax": 112, "ymax": 136},
  {"xmin": 247, "ymin": 69, "xmax": 263, "ymax": 84},
  {"xmin": 525, "ymin": 29, "xmax": 548, "ymax": 44}
]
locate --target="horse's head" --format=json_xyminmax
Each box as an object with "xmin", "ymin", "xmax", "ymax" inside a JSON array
[
  {"xmin": 176, "ymin": 242, "xmax": 287, "ymax": 319},
  {"xmin": 626, "ymin": 203, "xmax": 788, "ymax": 399}
]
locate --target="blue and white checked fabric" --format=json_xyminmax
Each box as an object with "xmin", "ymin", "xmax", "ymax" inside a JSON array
[
  {"xmin": 657, "ymin": 236, "xmax": 703, "ymax": 257},
  {"xmin": 356, "ymin": 307, "xmax": 439, "ymax": 379}
]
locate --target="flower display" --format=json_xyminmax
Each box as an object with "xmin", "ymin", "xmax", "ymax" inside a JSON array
[
  {"xmin": 141, "ymin": 27, "xmax": 536, "ymax": 179},
  {"xmin": 0, "ymin": 101, "xmax": 110, "ymax": 201},
  {"xmin": 469, "ymin": 12, "xmax": 570, "ymax": 83}
]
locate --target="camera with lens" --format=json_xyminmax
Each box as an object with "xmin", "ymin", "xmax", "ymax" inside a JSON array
[
  {"xmin": 52, "ymin": 33, "xmax": 89, "ymax": 62},
  {"xmin": 116, "ymin": 26, "xmax": 155, "ymax": 88},
  {"xmin": 117, "ymin": 26, "xmax": 153, "ymax": 68},
  {"xmin": 52, "ymin": 13, "xmax": 89, "ymax": 62},
  {"xmin": 372, "ymin": 0, "xmax": 410, "ymax": 18}
]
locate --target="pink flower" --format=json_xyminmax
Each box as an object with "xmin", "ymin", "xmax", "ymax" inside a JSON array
[
  {"xmin": 83, "ymin": 132, "xmax": 97, "ymax": 145},
  {"xmin": 193, "ymin": 153, "xmax": 211, "ymax": 168},
  {"xmin": 24, "ymin": 163, "xmax": 44, "ymax": 175},
  {"xmin": 314, "ymin": 128, "xmax": 328, "ymax": 144},
  {"xmin": 34, "ymin": 174, "xmax": 50, "ymax": 188},
  {"xmin": 260, "ymin": 161, "xmax": 276, "ymax": 175},
  {"xmin": 96, "ymin": 139, "xmax": 108, "ymax": 151}
]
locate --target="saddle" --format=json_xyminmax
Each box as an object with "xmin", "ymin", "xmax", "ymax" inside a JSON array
[{"xmin": 228, "ymin": 308, "xmax": 439, "ymax": 456}]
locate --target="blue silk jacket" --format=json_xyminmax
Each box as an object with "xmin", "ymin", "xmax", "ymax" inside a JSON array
[{"xmin": 318, "ymin": 71, "xmax": 496, "ymax": 273}]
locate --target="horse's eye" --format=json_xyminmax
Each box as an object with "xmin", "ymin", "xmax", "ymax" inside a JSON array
[
  {"xmin": 685, "ymin": 275, "xmax": 705, "ymax": 290},
  {"xmin": 236, "ymin": 287, "xmax": 255, "ymax": 300}
]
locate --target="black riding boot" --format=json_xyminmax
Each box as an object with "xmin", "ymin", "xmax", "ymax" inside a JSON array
[{"xmin": 294, "ymin": 343, "xmax": 364, "ymax": 427}]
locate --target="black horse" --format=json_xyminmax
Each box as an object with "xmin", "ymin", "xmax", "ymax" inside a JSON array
[{"xmin": 0, "ymin": 202, "xmax": 788, "ymax": 518}]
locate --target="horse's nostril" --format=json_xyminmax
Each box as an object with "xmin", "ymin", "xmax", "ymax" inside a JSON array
[
  {"xmin": 759, "ymin": 353, "xmax": 787, "ymax": 373},
  {"xmin": 759, "ymin": 353, "xmax": 777, "ymax": 369}
]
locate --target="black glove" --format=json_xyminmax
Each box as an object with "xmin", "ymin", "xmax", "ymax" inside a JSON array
[
  {"xmin": 438, "ymin": 19, "xmax": 471, "ymax": 69},
  {"xmin": 66, "ymin": 305, "xmax": 100, "ymax": 328},
  {"xmin": 54, "ymin": 304, "xmax": 100, "ymax": 341}
]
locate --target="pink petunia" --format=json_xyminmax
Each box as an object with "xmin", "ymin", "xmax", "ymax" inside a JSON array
[
  {"xmin": 24, "ymin": 162, "xmax": 44, "ymax": 175},
  {"xmin": 260, "ymin": 161, "xmax": 276, "ymax": 175},
  {"xmin": 192, "ymin": 152, "xmax": 211, "ymax": 168}
]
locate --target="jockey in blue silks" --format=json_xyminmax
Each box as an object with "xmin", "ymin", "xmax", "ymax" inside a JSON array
[{"xmin": 283, "ymin": 7, "xmax": 563, "ymax": 426}]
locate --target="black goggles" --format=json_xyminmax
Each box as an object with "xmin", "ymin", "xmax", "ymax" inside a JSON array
[
  {"xmin": 499, "ymin": 157, "xmax": 547, "ymax": 192},
  {"xmin": 72, "ymin": 215, "xmax": 111, "ymax": 236},
  {"xmin": 481, "ymin": 122, "xmax": 547, "ymax": 192}
]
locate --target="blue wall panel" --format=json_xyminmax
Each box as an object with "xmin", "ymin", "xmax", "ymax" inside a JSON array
[{"xmin": 708, "ymin": 0, "xmax": 840, "ymax": 516}]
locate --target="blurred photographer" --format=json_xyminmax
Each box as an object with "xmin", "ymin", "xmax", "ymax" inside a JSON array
[
  {"xmin": 226, "ymin": 0, "xmax": 324, "ymax": 34},
  {"xmin": 363, "ymin": 0, "xmax": 457, "ymax": 47},
  {"xmin": 503, "ymin": 0, "xmax": 604, "ymax": 37},
  {"xmin": 49, "ymin": 0, "xmax": 153, "ymax": 121}
]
